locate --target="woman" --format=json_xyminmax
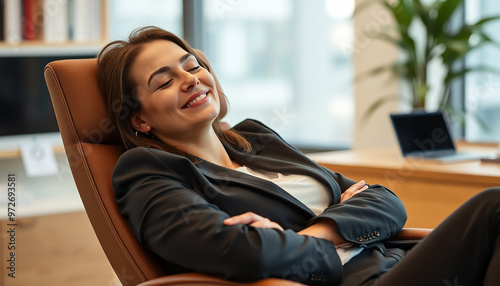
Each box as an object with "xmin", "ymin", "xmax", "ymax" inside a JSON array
[{"xmin": 98, "ymin": 26, "xmax": 499, "ymax": 285}]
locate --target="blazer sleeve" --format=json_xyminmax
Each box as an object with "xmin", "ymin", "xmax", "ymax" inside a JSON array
[
  {"xmin": 310, "ymin": 168, "xmax": 408, "ymax": 245},
  {"xmin": 113, "ymin": 147, "xmax": 343, "ymax": 284}
]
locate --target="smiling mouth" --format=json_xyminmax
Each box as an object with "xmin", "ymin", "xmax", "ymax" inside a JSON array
[{"xmin": 182, "ymin": 90, "xmax": 208, "ymax": 109}]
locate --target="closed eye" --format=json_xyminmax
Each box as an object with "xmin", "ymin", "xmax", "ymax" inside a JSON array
[
  {"xmin": 157, "ymin": 79, "xmax": 173, "ymax": 90},
  {"xmin": 189, "ymin": 66, "xmax": 201, "ymax": 72},
  {"xmin": 155, "ymin": 65, "xmax": 200, "ymax": 91}
]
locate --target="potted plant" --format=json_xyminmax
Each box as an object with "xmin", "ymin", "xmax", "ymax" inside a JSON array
[{"xmin": 356, "ymin": 0, "xmax": 500, "ymax": 122}]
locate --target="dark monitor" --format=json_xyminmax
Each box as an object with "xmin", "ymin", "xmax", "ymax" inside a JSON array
[{"xmin": 0, "ymin": 54, "xmax": 95, "ymax": 137}]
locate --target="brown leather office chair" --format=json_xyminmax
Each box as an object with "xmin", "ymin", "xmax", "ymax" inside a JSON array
[{"xmin": 44, "ymin": 57, "xmax": 431, "ymax": 286}]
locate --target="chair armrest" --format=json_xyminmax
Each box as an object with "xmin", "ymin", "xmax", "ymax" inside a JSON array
[
  {"xmin": 393, "ymin": 228, "xmax": 433, "ymax": 240},
  {"xmin": 137, "ymin": 273, "xmax": 305, "ymax": 286}
]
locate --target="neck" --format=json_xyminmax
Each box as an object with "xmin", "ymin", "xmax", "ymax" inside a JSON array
[{"xmin": 158, "ymin": 127, "xmax": 238, "ymax": 169}]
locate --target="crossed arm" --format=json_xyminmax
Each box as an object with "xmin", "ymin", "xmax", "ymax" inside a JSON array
[{"xmin": 224, "ymin": 180, "xmax": 370, "ymax": 245}]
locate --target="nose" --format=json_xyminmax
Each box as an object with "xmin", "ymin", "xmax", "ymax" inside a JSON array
[{"xmin": 180, "ymin": 71, "xmax": 200, "ymax": 92}]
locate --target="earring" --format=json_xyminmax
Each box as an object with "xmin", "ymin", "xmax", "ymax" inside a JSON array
[
  {"xmin": 135, "ymin": 130, "xmax": 148, "ymax": 137},
  {"xmin": 135, "ymin": 129, "xmax": 152, "ymax": 138}
]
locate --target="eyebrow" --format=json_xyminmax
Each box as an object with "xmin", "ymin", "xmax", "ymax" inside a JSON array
[{"xmin": 147, "ymin": 53, "xmax": 195, "ymax": 87}]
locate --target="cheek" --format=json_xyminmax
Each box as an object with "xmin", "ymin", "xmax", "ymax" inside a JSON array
[
  {"xmin": 201, "ymin": 69, "xmax": 217, "ymax": 89},
  {"xmin": 139, "ymin": 93, "xmax": 177, "ymax": 119},
  {"xmin": 202, "ymin": 72, "xmax": 220, "ymax": 102}
]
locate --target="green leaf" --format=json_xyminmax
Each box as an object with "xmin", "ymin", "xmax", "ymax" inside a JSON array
[
  {"xmin": 434, "ymin": 0, "xmax": 462, "ymax": 35},
  {"xmin": 444, "ymin": 65, "xmax": 499, "ymax": 83},
  {"xmin": 354, "ymin": 61, "xmax": 410, "ymax": 83},
  {"xmin": 375, "ymin": 33, "xmax": 403, "ymax": 47},
  {"xmin": 441, "ymin": 105, "xmax": 466, "ymax": 125},
  {"xmin": 412, "ymin": 0, "xmax": 432, "ymax": 31},
  {"xmin": 470, "ymin": 15, "xmax": 500, "ymax": 28},
  {"xmin": 390, "ymin": 0, "xmax": 415, "ymax": 28},
  {"xmin": 354, "ymin": 65, "xmax": 393, "ymax": 83},
  {"xmin": 442, "ymin": 105, "xmax": 490, "ymax": 133}
]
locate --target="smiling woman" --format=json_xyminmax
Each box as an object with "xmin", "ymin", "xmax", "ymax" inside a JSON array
[{"xmin": 97, "ymin": 27, "xmax": 251, "ymax": 160}]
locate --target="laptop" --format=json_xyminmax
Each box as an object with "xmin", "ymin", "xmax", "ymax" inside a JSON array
[{"xmin": 390, "ymin": 111, "xmax": 488, "ymax": 163}]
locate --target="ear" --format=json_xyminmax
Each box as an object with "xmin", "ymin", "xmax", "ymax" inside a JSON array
[{"xmin": 130, "ymin": 112, "xmax": 151, "ymax": 133}]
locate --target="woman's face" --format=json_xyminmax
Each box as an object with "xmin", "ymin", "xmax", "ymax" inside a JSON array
[{"xmin": 129, "ymin": 40, "xmax": 220, "ymax": 143}]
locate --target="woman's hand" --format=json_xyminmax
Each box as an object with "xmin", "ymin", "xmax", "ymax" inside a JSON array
[
  {"xmin": 224, "ymin": 212, "xmax": 284, "ymax": 231},
  {"xmin": 340, "ymin": 180, "xmax": 368, "ymax": 203}
]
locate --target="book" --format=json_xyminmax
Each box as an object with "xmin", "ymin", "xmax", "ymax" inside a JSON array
[
  {"xmin": 4, "ymin": 0, "xmax": 22, "ymax": 43},
  {"xmin": 0, "ymin": 0, "xmax": 4, "ymax": 41},
  {"xmin": 42, "ymin": 0, "xmax": 68, "ymax": 43},
  {"xmin": 73, "ymin": 0, "xmax": 101, "ymax": 42},
  {"xmin": 24, "ymin": 0, "xmax": 37, "ymax": 40}
]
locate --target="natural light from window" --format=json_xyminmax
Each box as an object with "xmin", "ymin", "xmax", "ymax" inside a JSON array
[
  {"xmin": 203, "ymin": 0, "xmax": 354, "ymax": 148},
  {"xmin": 465, "ymin": 0, "xmax": 500, "ymax": 143}
]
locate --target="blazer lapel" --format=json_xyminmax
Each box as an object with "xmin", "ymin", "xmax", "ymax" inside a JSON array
[
  {"xmin": 197, "ymin": 158, "xmax": 316, "ymax": 217},
  {"xmin": 225, "ymin": 142, "xmax": 341, "ymax": 203}
]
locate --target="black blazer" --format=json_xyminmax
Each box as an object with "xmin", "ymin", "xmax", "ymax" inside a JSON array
[{"xmin": 113, "ymin": 119, "xmax": 408, "ymax": 285}]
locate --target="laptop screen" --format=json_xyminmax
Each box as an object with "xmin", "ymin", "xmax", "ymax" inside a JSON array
[{"xmin": 390, "ymin": 111, "xmax": 456, "ymax": 156}]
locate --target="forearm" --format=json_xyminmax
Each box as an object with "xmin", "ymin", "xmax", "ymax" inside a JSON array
[
  {"xmin": 298, "ymin": 218, "xmax": 346, "ymax": 245},
  {"xmin": 311, "ymin": 184, "xmax": 407, "ymax": 244}
]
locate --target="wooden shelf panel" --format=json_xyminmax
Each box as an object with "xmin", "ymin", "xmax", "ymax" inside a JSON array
[{"xmin": 0, "ymin": 42, "xmax": 105, "ymax": 57}]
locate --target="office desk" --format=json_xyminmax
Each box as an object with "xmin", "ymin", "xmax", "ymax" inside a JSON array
[{"xmin": 308, "ymin": 143, "xmax": 500, "ymax": 228}]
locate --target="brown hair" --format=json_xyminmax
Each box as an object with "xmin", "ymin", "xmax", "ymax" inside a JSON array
[{"xmin": 97, "ymin": 26, "xmax": 251, "ymax": 158}]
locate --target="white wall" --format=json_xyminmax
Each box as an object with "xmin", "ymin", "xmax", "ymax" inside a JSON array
[{"xmin": 353, "ymin": 0, "xmax": 401, "ymax": 149}]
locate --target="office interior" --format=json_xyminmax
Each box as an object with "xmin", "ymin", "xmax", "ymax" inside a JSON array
[{"xmin": 1, "ymin": 0, "xmax": 500, "ymax": 285}]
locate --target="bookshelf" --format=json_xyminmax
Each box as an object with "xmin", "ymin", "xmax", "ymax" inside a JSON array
[
  {"xmin": 1, "ymin": 0, "xmax": 109, "ymax": 50},
  {"xmin": 0, "ymin": 0, "xmax": 109, "ymax": 157}
]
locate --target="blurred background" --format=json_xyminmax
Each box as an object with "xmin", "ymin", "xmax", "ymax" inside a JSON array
[{"xmin": 1, "ymin": 0, "xmax": 499, "ymax": 285}]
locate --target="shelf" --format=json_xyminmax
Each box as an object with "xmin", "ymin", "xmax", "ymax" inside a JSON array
[
  {"xmin": 0, "ymin": 145, "xmax": 66, "ymax": 160},
  {"xmin": 0, "ymin": 42, "xmax": 105, "ymax": 57},
  {"xmin": 0, "ymin": 132, "xmax": 65, "ymax": 159}
]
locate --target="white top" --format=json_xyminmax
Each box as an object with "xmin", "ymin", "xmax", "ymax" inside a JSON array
[
  {"xmin": 235, "ymin": 166, "xmax": 330, "ymax": 215},
  {"xmin": 234, "ymin": 166, "xmax": 363, "ymax": 265}
]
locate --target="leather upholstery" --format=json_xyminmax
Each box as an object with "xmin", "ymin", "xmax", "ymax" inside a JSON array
[
  {"xmin": 45, "ymin": 58, "xmax": 167, "ymax": 285},
  {"xmin": 44, "ymin": 57, "xmax": 431, "ymax": 286}
]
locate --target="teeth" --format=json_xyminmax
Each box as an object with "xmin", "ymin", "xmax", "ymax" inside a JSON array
[{"xmin": 186, "ymin": 93, "xmax": 207, "ymax": 108}]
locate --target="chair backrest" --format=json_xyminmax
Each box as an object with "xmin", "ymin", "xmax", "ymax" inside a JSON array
[{"xmin": 44, "ymin": 58, "xmax": 167, "ymax": 286}]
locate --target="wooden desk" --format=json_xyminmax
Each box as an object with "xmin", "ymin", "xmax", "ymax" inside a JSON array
[{"xmin": 308, "ymin": 143, "xmax": 500, "ymax": 228}]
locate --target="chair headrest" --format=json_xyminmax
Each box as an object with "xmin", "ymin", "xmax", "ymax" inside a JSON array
[{"xmin": 45, "ymin": 58, "xmax": 122, "ymax": 145}]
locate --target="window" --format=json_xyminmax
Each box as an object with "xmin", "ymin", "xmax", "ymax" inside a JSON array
[
  {"xmin": 109, "ymin": 0, "xmax": 182, "ymax": 40},
  {"xmin": 202, "ymin": 0, "xmax": 355, "ymax": 148},
  {"xmin": 107, "ymin": 0, "xmax": 355, "ymax": 149},
  {"xmin": 465, "ymin": 0, "xmax": 500, "ymax": 143}
]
